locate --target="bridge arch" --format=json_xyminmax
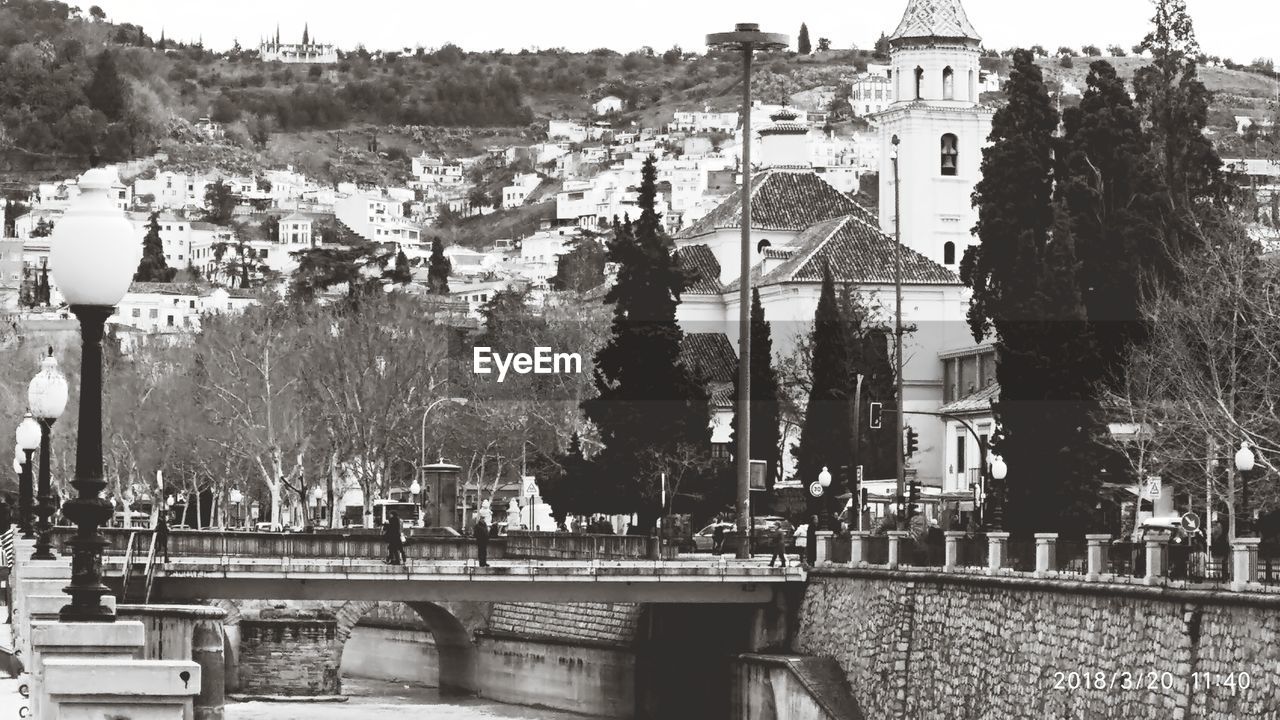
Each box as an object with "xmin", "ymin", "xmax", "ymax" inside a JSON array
[{"xmin": 335, "ymin": 600, "xmax": 481, "ymax": 696}]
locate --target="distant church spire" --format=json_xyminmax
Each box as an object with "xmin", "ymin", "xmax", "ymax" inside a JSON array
[
  {"xmin": 302, "ymin": 23, "xmax": 309, "ymax": 45},
  {"xmin": 275, "ymin": 24, "xmax": 280, "ymax": 45}
]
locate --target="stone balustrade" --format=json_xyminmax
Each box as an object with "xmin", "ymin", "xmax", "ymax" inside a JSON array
[{"xmin": 830, "ymin": 531, "xmax": 1276, "ymax": 592}]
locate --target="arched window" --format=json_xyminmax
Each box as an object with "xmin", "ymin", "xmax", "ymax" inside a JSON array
[
  {"xmin": 941, "ymin": 133, "xmax": 958, "ymax": 176},
  {"xmin": 943, "ymin": 241, "xmax": 956, "ymax": 265},
  {"xmin": 969, "ymin": 69, "xmax": 976, "ymax": 101},
  {"xmin": 914, "ymin": 67, "xmax": 924, "ymax": 99},
  {"xmin": 943, "ymin": 66, "xmax": 955, "ymax": 100}
]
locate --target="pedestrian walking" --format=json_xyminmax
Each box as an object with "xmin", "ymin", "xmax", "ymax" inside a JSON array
[
  {"xmin": 475, "ymin": 514, "xmax": 490, "ymax": 567},
  {"xmin": 769, "ymin": 519, "xmax": 791, "ymax": 567},
  {"xmin": 155, "ymin": 512, "xmax": 171, "ymax": 563},
  {"xmin": 0, "ymin": 496, "xmax": 10, "ymax": 534},
  {"xmin": 383, "ymin": 511, "xmax": 404, "ymax": 565},
  {"xmin": 805, "ymin": 515, "xmax": 819, "ymax": 566},
  {"xmin": 712, "ymin": 524, "xmax": 726, "ymax": 555}
]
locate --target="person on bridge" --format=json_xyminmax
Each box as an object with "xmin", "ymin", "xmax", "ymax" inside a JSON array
[
  {"xmin": 805, "ymin": 516, "xmax": 819, "ymax": 566},
  {"xmin": 384, "ymin": 512, "xmax": 404, "ymax": 565},
  {"xmin": 474, "ymin": 514, "xmax": 491, "ymax": 566},
  {"xmin": 474, "ymin": 514, "xmax": 490, "ymax": 567},
  {"xmin": 155, "ymin": 512, "xmax": 171, "ymax": 563},
  {"xmin": 769, "ymin": 519, "xmax": 791, "ymax": 568}
]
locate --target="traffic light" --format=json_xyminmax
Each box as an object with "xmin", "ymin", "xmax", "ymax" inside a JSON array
[
  {"xmin": 869, "ymin": 402, "xmax": 883, "ymax": 429},
  {"xmin": 907, "ymin": 480, "xmax": 921, "ymax": 518},
  {"xmin": 860, "ymin": 487, "xmax": 869, "ymax": 512},
  {"xmin": 904, "ymin": 426, "xmax": 919, "ymax": 458}
]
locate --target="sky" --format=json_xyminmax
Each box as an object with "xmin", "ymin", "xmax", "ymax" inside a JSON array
[{"xmin": 86, "ymin": 0, "xmax": 1276, "ymax": 64}]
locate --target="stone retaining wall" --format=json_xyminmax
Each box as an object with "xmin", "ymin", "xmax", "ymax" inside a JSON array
[
  {"xmin": 795, "ymin": 567, "xmax": 1280, "ymax": 720},
  {"xmin": 237, "ymin": 612, "xmax": 340, "ymax": 696}
]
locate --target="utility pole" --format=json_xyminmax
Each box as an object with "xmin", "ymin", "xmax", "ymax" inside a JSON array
[
  {"xmin": 707, "ymin": 23, "xmax": 788, "ymax": 559},
  {"xmin": 891, "ymin": 134, "xmax": 905, "ymax": 521}
]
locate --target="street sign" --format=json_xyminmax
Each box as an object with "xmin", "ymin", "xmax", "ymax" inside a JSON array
[
  {"xmin": 808, "ymin": 482, "xmax": 824, "ymax": 498},
  {"xmin": 1181, "ymin": 511, "xmax": 1200, "ymax": 532},
  {"xmin": 749, "ymin": 460, "xmax": 767, "ymax": 491},
  {"xmin": 856, "ymin": 465, "xmax": 864, "ymax": 485},
  {"xmin": 1142, "ymin": 476, "xmax": 1162, "ymax": 500}
]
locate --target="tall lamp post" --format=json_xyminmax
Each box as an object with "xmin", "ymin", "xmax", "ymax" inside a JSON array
[
  {"xmin": 707, "ymin": 23, "xmax": 788, "ymax": 559},
  {"xmin": 229, "ymin": 488, "xmax": 243, "ymax": 529},
  {"xmin": 49, "ymin": 166, "xmax": 141, "ymax": 622},
  {"xmin": 890, "ymin": 134, "xmax": 906, "ymax": 521},
  {"xmin": 16, "ymin": 414, "xmax": 41, "ymax": 540},
  {"xmin": 29, "ymin": 349, "xmax": 69, "ymax": 560},
  {"xmin": 1235, "ymin": 441, "xmax": 1255, "ymax": 537}
]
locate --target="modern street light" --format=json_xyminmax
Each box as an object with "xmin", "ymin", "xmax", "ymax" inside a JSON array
[
  {"xmin": 1235, "ymin": 441, "xmax": 1255, "ymax": 536},
  {"xmin": 818, "ymin": 467, "xmax": 832, "ymax": 489},
  {"xmin": 28, "ymin": 348, "xmax": 69, "ymax": 560},
  {"xmin": 49, "ymin": 165, "xmax": 142, "ymax": 622},
  {"xmin": 707, "ymin": 23, "xmax": 788, "ymax": 559},
  {"xmin": 16, "ymin": 413, "xmax": 41, "ymax": 540},
  {"xmin": 229, "ymin": 487, "xmax": 243, "ymax": 529}
]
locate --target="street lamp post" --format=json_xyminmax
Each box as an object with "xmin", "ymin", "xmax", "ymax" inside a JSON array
[
  {"xmin": 29, "ymin": 348, "xmax": 69, "ymax": 560},
  {"xmin": 50, "ymin": 166, "xmax": 142, "ymax": 622},
  {"xmin": 418, "ymin": 397, "xmax": 468, "ymax": 491},
  {"xmin": 1235, "ymin": 441, "xmax": 1255, "ymax": 537},
  {"xmin": 229, "ymin": 488, "xmax": 243, "ymax": 529},
  {"xmin": 891, "ymin": 134, "xmax": 906, "ymax": 521},
  {"xmin": 16, "ymin": 414, "xmax": 41, "ymax": 540},
  {"xmin": 707, "ymin": 23, "xmax": 788, "ymax": 559}
]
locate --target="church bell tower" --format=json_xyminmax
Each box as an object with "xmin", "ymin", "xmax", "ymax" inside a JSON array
[{"xmin": 877, "ymin": 0, "xmax": 994, "ymax": 269}]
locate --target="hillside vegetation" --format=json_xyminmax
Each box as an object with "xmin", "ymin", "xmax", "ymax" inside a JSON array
[{"xmin": 0, "ymin": 0, "xmax": 1275, "ymax": 182}]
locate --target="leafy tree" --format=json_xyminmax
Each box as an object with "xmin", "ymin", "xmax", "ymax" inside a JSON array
[
  {"xmin": 963, "ymin": 50, "xmax": 1103, "ymax": 538},
  {"xmin": 1057, "ymin": 46, "xmax": 1076, "ymax": 57},
  {"xmin": 85, "ymin": 50, "xmax": 127, "ymax": 122},
  {"xmin": 874, "ymin": 32, "xmax": 890, "ymax": 56},
  {"xmin": 1107, "ymin": 45, "xmax": 1128, "ymax": 57},
  {"xmin": 289, "ymin": 240, "xmax": 394, "ymax": 302},
  {"xmin": 728, "ymin": 289, "xmax": 780, "ymax": 495},
  {"xmin": 798, "ymin": 23, "xmax": 811, "ymax": 55},
  {"xmin": 135, "ymin": 212, "xmax": 176, "ymax": 282},
  {"xmin": 203, "ymin": 180, "xmax": 236, "ymax": 225},
  {"xmin": 1030, "ymin": 44, "xmax": 1047, "ymax": 58},
  {"xmin": 550, "ymin": 235, "xmax": 607, "ymax": 292},
  {"xmin": 427, "ymin": 237, "xmax": 451, "ymax": 294},
  {"xmin": 1082, "ymin": 44, "xmax": 1102, "ymax": 57},
  {"xmin": 581, "ymin": 156, "xmax": 712, "ymax": 525},
  {"xmin": 817, "ymin": 38, "xmax": 832, "ymax": 53},
  {"xmin": 88, "ymin": 5, "xmax": 105, "ymax": 20},
  {"xmin": 839, "ymin": 287, "xmax": 898, "ymax": 485},
  {"xmin": 1059, "ymin": 55, "xmax": 1074, "ymax": 69},
  {"xmin": 260, "ymin": 215, "xmax": 279, "ymax": 243},
  {"xmin": 793, "ymin": 264, "xmax": 851, "ymax": 514}
]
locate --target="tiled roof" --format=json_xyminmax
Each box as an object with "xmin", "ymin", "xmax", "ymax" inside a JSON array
[
  {"xmin": 128, "ymin": 282, "xmax": 206, "ymax": 295},
  {"xmin": 676, "ymin": 169, "xmax": 859, "ymax": 239},
  {"xmin": 676, "ymin": 244, "xmax": 723, "ymax": 295},
  {"xmin": 938, "ymin": 381, "xmax": 999, "ymax": 415},
  {"xmin": 889, "ymin": 0, "xmax": 981, "ymax": 42},
  {"xmin": 727, "ymin": 212, "xmax": 960, "ymax": 291},
  {"xmin": 680, "ymin": 333, "xmax": 738, "ymax": 385},
  {"xmin": 710, "ymin": 384, "xmax": 736, "ymax": 409}
]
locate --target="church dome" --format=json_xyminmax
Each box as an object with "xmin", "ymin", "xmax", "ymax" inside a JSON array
[
  {"xmin": 888, "ymin": 0, "xmax": 981, "ymax": 44},
  {"xmin": 759, "ymin": 107, "xmax": 809, "ymax": 136}
]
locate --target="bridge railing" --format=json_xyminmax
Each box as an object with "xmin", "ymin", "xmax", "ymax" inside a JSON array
[
  {"xmin": 53, "ymin": 527, "xmax": 676, "ymax": 561},
  {"xmin": 504, "ymin": 531, "xmax": 674, "ymax": 560}
]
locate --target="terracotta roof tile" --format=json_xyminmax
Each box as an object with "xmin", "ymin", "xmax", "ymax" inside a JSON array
[
  {"xmin": 727, "ymin": 213, "xmax": 959, "ymax": 290},
  {"xmin": 676, "ymin": 169, "xmax": 859, "ymax": 239},
  {"xmin": 938, "ymin": 381, "xmax": 999, "ymax": 415},
  {"xmin": 680, "ymin": 333, "xmax": 738, "ymax": 385},
  {"xmin": 676, "ymin": 244, "xmax": 723, "ymax": 295}
]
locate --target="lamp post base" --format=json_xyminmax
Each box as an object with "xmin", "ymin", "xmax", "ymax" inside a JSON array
[{"xmin": 60, "ymin": 304, "xmax": 117, "ymax": 623}]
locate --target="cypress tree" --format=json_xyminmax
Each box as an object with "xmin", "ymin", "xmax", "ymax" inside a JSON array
[
  {"xmin": 798, "ymin": 24, "xmax": 812, "ymax": 55},
  {"xmin": 794, "ymin": 263, "xmax": 851, "ymax": 514},
  {"xmin": 86, "ymin": 50, "xmax": 127, "ymax": 122},
  {"xmin": 134, "ymin": 212, "xmax": 175, "ymax": 282},
  {"xmin": 729, "ymin": 289, "xmax": 781, "ymax": 494},
  {"xmin": 1060, "ymin": 60, "xmax": 1165, "ymax": 385},
  {"xmin": 389, "ymin": 248, "xmax": 412, "ymax": 285},
  {"xmin": 841, "ymin": 286, "xmax": 897, "ymax": 483},
  {"xmin": 965, "ymin": 49, "xmax": 1102, "ymax": 537},
  {"xmin": 582, "ymin": 155, "xmax": 710, "ymax": 523},
  {"xmin": 427, "ymin": 237, "xmax": 451, "ymax": 294}
]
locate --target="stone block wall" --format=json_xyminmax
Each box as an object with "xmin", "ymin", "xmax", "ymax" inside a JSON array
[
  {"xmin": 795, "ymin": 568, "xmax": 1280, "ymax": 720},
  {"xmin": 489, "ymin": 602, "xmax": 641, "ymax": 646},
  {"xmin": 237, "ymin": 615, "xmax": 340, "ymax": 696}
]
